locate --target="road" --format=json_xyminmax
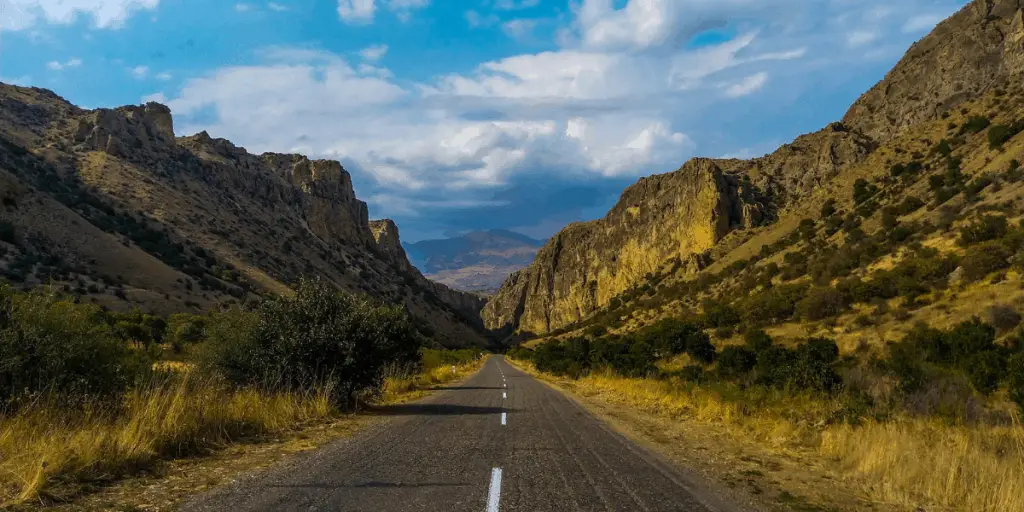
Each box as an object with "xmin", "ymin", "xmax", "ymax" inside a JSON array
[{"xmin": 183, "ymin": 356, "xmax": 746, "ymax": 512}]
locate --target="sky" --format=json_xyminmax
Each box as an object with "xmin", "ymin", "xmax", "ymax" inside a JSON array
[{"xmin": 0, "ymin": 0, "xmax": 970, "ymax": 242}]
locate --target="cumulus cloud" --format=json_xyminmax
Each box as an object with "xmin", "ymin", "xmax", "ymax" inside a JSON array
[
  {"xmin": 45, "ymin": 57, "xmax": 82, "ymax": 71},
  {"xmin": 130, "ymin": 65, "xmax": 149, "ymax": 79},
  {"xmin": 159, "ymin": 0, "xmax": 971, "ymax": 237},
  {"xmin": 1, "ymin": 0, "xmax": 159, "ymax": 30},
  {"xmin": 336, "ymin": 0, "xmax": 429, "ymax": 24},
  {"xmin": 359, "ymin": 44, "xmax": 389, "ymax": 62}
]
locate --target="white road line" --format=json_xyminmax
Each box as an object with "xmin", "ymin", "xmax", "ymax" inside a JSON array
[
  {"xmin": 502, "ymin": 392, "xmax": 507, "ymax": 399},
  {"xmin": 501, "ymin": 412, "xmax": 507, "ymax": 425},
  {"xmin": 486, "ymin": 468, "xmax": 502, "ymax": 512}
]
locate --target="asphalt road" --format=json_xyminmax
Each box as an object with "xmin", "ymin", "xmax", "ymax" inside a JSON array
[{"xmin": 182, "ymin": 356, "xmax": 746, "ymax": 512}]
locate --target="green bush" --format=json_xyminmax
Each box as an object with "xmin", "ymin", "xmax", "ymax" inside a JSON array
[
  {"xmin": 853, "ymin": 179, "xmax": 877, "ymax": 205},
  {"xmin": 741, "ymin": 284, "xmax": 809, "ymax": 325},
  {"xmin": 961, "ymin": 115, "xmax": 991, "ymax": 134},
  {"xmin": 1008, "ymin": 352, "xmax": 1024, "ymax": 412},
  {"xmin": 958, "ymin": 215, "xmax": 1008, "ymax": 246},
  {"xmin": 960, "ymin": 241, "xmax": 1012, "ymax": 282},
  {"xmin": 987, "ymin": 121, "xmax": 1024, "ymax": 149},
  {"xmin": 0, "ymin": 286, "xmax": 149, "ymax": 406},
  {"xmin": 743, "ymin": 328, "xmax": 774, "ymax": 352},
  {"xmin": 795, "ymin": 287, "xmax": 848, "ymax": 321},
  {"xmin": 964, "ymin": 350, "xmax": 1004, "ymax": 395},
  {"xmin": 200, "ymin": 278, "xmax": 421, "ymax": 403},
  {"xmin": 755, "ymin": 337, "xmax": 842, "ymax": 393},
  {"xmin": 717, "ymin": 346, "xmax": 757, "ymax": 380},
  {"xmin": 700, "ymin": 299, "xmax": 740, "ymax": 328}
]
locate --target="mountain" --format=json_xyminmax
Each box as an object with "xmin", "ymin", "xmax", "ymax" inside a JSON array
[
  {"xmin": 483, "ymin": 0, "xmax": 1024, "ymax": 337},
  {"xmin": 404, "ymin": 230, "xmax": 544, "ymax": 293},
  {"xmin": 0, "ymin": 84, "xmax": 489, "ymax": 348}
]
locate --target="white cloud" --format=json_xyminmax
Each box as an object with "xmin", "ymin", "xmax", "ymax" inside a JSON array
[
  {"xmin": 1, "ymin": 0, "xmax": 160, "ymax": 30},
  {"xmin": 143, "ymin": 92, "xmax": 167, "ymax": 103},
  {"xmin": 359, "ymin": 44, "xmax": 389, "ymax": 62},
  {"xmin": 902, "ymin": 13, "xmax": 945, "ymax": 33},
  {"xmin": 336, "ymin": 0, "xmax": 428, "ymax": 24},
  {"xmin": 156, "ymin": 71, "xmax": 173, "ymax": 81},
  {"xmin": 267, "ymin": 2, "xmax": 287, "ymax": 11},
  {"xmin": 156, "ymin": 0, "xmax": 971, "ymax": 229},
  {"xmin": 131, "ymin": 65, "xmax": 149, "ymax": 79},
  {"xmin": 494, "ymin": 0, "xmax": 540, "ymax": 10},
  {"xmin": 724, "ymin": 72, "xmax": 768, "ymax": 97},
  {"xmin": 337, "ymin": 0, "xmax": 375, "ymax": 23},
  {"xmin": 234, "ymin": 3, "xmax": 252, "ymax": 12},
  {"xmin": 465, "ymin": 10, "xmax": 499, "ymax": 28},
  {"xmin": 845, "ymin": 30, "xmax": 878, "ymax": 48},
  {"xmin": 45, "ymin": 58, "xmax": 82, "ymax": 71},
  {"xmin": 502, "ymin": 19, "xmax": 538, "ymax": 41}
]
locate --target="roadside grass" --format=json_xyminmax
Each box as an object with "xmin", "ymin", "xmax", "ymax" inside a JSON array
[
  {"xmin": 0, "ymin": 355, "xmax": 487, "ymax": 507},
  {"xmin": 510, "ymin": 360, "xmax": 1024, "ymax": 512}
]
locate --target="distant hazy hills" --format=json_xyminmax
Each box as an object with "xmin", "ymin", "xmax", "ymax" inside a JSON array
[{"xmin": 404, "ymin": 230, "xmax": 544, "ymax": 293}]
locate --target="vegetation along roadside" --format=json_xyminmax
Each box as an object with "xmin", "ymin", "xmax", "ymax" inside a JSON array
[{"xmin": 0, "ymin": 278, "xmax": 485, "ymax": 508}]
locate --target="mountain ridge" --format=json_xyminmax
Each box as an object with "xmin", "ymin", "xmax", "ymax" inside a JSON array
[
  {"xmin": 483, "ymin": 0, "xmax": 1024, "ymax": 337},
  {"xmin": 0, "ymin": 84, "xmax": 489, "ymax": 347}
]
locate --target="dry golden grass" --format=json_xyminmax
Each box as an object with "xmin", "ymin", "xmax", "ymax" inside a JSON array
[
  {"xmin": 0, "ymin": 356, "xmax": 486, "ymax": 507},
  {"xmin": 0, "ymin": 375, "xmax": 335, "ymax": 506},
  {"xmin": 512, "ymin": 360, "xmax": 1024, "ymax": 512}
]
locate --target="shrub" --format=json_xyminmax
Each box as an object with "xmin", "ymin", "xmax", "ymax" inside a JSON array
[
  {"xmin": 795, "ymin": 287, "xmax": 848, "ymax": 321},
  {"xmin": 200, "ymin": 278, "xmax": 421, "ymax": 403},
  {"xmin": 945, "ymin": 317, "xmax": 997, "ymax": 365},
  {"xmin": 701, "ymin": 299, "xmax": 740, "ymax": 328},
  {"xmin": 678, "ymin": 364, "xmax": 705, "ymax": 383},
  {"xmin": 0, "ymin": 286, "xmax": 149, "ymax": 405},
  {"xmin": 744, "ymin": 328, "xmax": 774, "ymax": 352},
  {"xmin": 985, "ymin": 305, "xmax": 1022, "ymax": 332},
  {"xmin": 638, "ymin": 318, "xmax": 706, "ymax": 357},
  {"xmin": 961, "ymin": 241, "xmax": 1012, "ymax": 281},
  {"xmin": 853, "ymin": 179, "xmax": 876, "ymax": 205},
  {"xmin": 741, "ymin": 283, "xmax": 809, "ymax": 325},
  {"xmin": 717, "ymin": 346, "xmax": 757, "ymax": 380},
  {"xmin": 755, "ymin": 338, "xmax": 842, "ymax": 393},
  {"xmin": 958, "ymin": 215, "xmax": 1008, "ymax": 246},
  {"xmin": 1008, "ymin": 352, "xmax": 1024, "ymax": 412},
  {"xmin": 961, "ymin": 115, "xmax": 991, "ymax": 134},
  {"xmin": 820, "ymin": 199, "xmax": 837, "ymax": 219},
  {"xmin": 987, "ymin": 121, "xmax": 1024, "ymax": 149},
  {"xmin": 686, "ymin": 333, "xmax": 717, "ymax": 364},
  {"xmin": 964, "ymin": 350, "xmax": 1004, "ymax": 395}
]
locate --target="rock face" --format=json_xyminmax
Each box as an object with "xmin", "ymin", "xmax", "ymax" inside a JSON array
[
  {"xmin": 482, "ymin": 159, "xmax": 765, "ymax": 334},
  {"xmin": 0, "ymin": 82, "xmax": 489, "ymax": 348},
  {"xmin": 843, "ymin": 0, "xmax": 1024, "ymax": 143},
  {"xmin": 369, "ymin": 219, "xmax": 487, "ymax": 320},
  {"xmin": 483, "ymin": 0, "xmax": 1024, "ymax": 337}
]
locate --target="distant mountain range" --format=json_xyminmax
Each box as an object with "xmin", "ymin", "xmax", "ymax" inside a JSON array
[{"xmin": 404, "ymin": 230, "xmax": 545, "ymax": 293}]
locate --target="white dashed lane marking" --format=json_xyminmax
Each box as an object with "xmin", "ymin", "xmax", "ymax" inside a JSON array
[
  {"xmin": 486, "ymin": 468, "xmax": 502, "ymax": 512},
  {"xmin": 501, "ymin": 412, "xmax": 506, "ymax": 426}
]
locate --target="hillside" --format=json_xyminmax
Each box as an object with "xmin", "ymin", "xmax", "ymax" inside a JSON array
[
  {"xmin": 0, "ymin": 84, "xmax": 489, "ymax": 348},
  {"xmin": 404, "ymin": 230, "xmax": 543, "ymax": 293},
  {"xmin": 483, "ymin": 0, "xmax": 1024, "ymax": 338}
]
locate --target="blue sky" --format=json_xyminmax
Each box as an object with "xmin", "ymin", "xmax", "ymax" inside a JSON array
[{"xmin": 1, "ymin": 0, "xmax": 969, "ymax": 242}]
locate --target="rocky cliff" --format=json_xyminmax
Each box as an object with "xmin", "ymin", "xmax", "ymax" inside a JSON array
[
  {"xmin": 843, "ymin": 0, "xmax": 1024, "ymax": 142},
  {"xmin": 483, "ymin": 159, "xmax": 766, "ymax": 334},
  {"xmin": 369, "ymin": 219, "xmax": 487, "ymax": 321},
  {"xmin": 0, "ymin": 83, "xmax": 488, "ymax": 347},
  {"xmin": 483, "ymin": 0, "xmax": 1024, "ymax": 337}
]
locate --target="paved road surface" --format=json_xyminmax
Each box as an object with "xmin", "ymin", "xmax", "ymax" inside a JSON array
[{"xmin": 183, "ymin": 356, "xmax": 746, "ymax": 512}]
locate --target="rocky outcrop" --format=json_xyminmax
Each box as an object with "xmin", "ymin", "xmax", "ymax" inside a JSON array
[
  {"xmin": 482, "ymin": 159, "xmax": 765, "ymax": 334},
  {"xmin": 843, "ymin": 0, "xmax": 1024, "ymax": 142},
  {"xmin": 369, "ymin": 219, "xmax": 487, "ymax": 321}
]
